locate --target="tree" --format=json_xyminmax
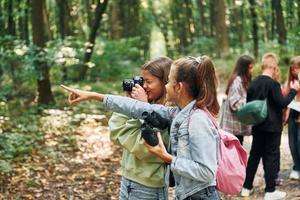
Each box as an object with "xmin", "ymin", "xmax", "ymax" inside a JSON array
[
  {"xmin": 248, "ymin": 0, "xmax": 259, "ymax": 58},
  {"xmin": 108, "ymin": 0, "xmax": 122, "ymax": 39},
  {"xmin": 18, "ymin": 0, "xmax": 29, "ymax": 44},
  {"xmin": 215, "ymin": 0, "xmax": 229, "ymax": 57},
  {"xmin": 31, "ymin": 0, "xmax": 55, "ymax": 105},
  {"xmin": 196, "ymin": 0, "xmax": 207, "ymax": 36},
  {"xmin": 77, "ymin": 0, "xmax": 109, "ymax": 81},
  {"xmin": 7, "ymin": 0, "xmax": 16, "ymax": 35},
  {"xmin": 272, "ymin": 0, "xmax": 286, "ymax": 44}
]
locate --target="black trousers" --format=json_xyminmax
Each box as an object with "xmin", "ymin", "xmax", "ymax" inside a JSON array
[{"xmin": 243, "ymin": 131, "xmax": 281, "ymax": 192}]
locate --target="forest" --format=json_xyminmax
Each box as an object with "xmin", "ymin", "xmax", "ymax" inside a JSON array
[{"xmin": 1, "ymin": 0, "xmax": 300, "ymax": 199}]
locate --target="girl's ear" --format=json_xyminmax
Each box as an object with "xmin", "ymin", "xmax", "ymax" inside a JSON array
[{"xmin": 177, "ymin": 82, "xmax": 185, "ymax": 94}]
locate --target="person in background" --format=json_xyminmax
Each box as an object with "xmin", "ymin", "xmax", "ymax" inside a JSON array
[
  {"xmin": 220, "ymin": 55, "xmax": 254, "ymax": 145},
  {"xmin": 241, "ymin": 53, "xmax": 300, "ymax": 200},
  {"xmin": 61, "ymin": 55, "xmax": 221, "ymax": 200},
  {"xmin": 283, "ymin": 56, "xmax": 300, "ymax": 181},
  {"xmin": 109, "ymin": 57, "xmax": 172, "ymax": 200}
]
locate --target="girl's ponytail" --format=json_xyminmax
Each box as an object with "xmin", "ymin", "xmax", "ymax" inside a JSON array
[{"xmin": 195, "ymin": 56, "xmax": 220, "ymax": 116}]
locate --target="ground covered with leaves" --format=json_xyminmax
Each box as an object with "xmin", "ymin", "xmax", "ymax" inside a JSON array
[{"xmin": 0, "ymin": 104, "xmax": 300, "ymax": 200}]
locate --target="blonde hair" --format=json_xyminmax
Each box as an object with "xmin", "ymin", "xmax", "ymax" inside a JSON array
[{"xmin": 261, "ymin": 52, "xmax": 279, "ymax": 70}]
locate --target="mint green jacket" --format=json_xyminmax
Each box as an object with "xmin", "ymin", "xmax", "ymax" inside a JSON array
[{"xmin": 109, "ymin": 112, "xmax": 169, "ymax": 187}]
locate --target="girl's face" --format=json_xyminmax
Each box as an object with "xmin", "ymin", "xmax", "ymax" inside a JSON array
[
  {"xmin": 248, "ymin": 63, "xmax": 254, "ymax": 74},
  {"xmin": 142, "ymin": 70, "xmax": 165, "ymax": 102},
  {"xmin": 165, "ymin": 66, "xmax": 178, "ymax": 104},
  {"xmin": 291, "ymin": 64, "xmax": 300, "ymax": 79}
]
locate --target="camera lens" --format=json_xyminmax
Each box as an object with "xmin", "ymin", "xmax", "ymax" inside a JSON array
[{"xmin": 122, "ymin": 79, "xmax": 134, "ymax": 91}]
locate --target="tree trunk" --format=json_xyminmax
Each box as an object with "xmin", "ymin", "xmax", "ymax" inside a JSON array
[
  {"xmin": 43, "ymin": 2, "xmax": 52, "ymax": 40},
  {"xmin": 56, "ymin": 0, "xmax": 65, "ymax": 41},
  {"xmin": 286, "ymin": 0, "xmax": 294, "ymax": 29},
  {"xmin": 31, "ymin": 0, "xmax": 55, "ymax": 105},
  {"xmin": 209, "ymin": 0, "xmax": 216, "ymax": 37},
  {"xmin": 18, "ymin": 0, "xmax": 29, "ymax": 44},
  {"xmin": 109, "ymin": 0, "xmax": 122, "ymax": 39},
  {"xmin": 77, "ymin": 0, "xmax": 109, "ymax": 81},
  {"xmin": 271, "ymin": 0, "xmax": 276, "ymax": 40},
  {"xmin": 216, "ymin": 0, "xmax": 229, "ymax": 57},
  {"xmin": 84, "ymin": 0, "xmax": 93, "ymax": 28},
  {"xmin": 0, "ymin": 1, "xmax": 5, "ymax": 36},
  {"xmin": 248, "ymin": 0, "xmax": 259, "ymax": 59},
  {"xmin": 233, "ymin": 0, "xmax": 243, "ymax": 47},
  {"xmin": 7, "ymin": 0, "xmax": 16, "ymax": 35},
  {"xmin": 56, "ymin": 0, "xmax": 68, "ymax": 81},
  {"xmin": 272, "ymin": 0, "xmax": 286, "ymax": 44},
  {"xmin": 197, "ymin": 0, "xmax": 207, "ymax": 36}
]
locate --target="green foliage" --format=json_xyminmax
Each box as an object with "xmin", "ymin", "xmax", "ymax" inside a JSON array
[
  {"xmin": 88, "ymin": 37, "xmax": 144, "ymax": 81},
  {"xmin": 186, "ymin": 37, "xmax": 216, "ymax": 57},
  {"xmin": 0, "ymin": 160, "xmax": 13, "ymax": 173}
]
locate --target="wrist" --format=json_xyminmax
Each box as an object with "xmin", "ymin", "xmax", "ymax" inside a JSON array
[
  {"xmin": 91, "ymin": 92, "xmax": 104, "ymax": 102},
  {"xmin": 161, "ymin": 152, "xmax": 173, "ymax": 164}
]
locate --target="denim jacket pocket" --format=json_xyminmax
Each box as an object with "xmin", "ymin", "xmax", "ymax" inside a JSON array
[{"xmin": 177, "ymin": 124, "xmax": 189, "ymax": 145}]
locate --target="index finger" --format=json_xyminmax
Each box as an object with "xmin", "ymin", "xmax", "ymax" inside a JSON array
[{"xmin": 60, "ymin": 84, "xmax": 75, "ymax": 92}]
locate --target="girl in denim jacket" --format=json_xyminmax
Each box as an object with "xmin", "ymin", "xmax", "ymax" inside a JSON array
[{"xmin": 62, "ymin": 56, "xmax": 220, "ymax": 200}]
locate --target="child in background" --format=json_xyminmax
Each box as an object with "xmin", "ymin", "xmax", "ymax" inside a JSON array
[{"xmin": 220, "ymin": 55, "xmax": 254, "ymax": 145}]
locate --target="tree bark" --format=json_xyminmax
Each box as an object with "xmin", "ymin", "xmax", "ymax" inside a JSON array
[
  {"xmin": 248, "ymin": 0, "xmax": 259, "ymax": 59},
  {"xmin": 272, "ymin": 0, "xmax": 286, "ymax": 44},
  {"xmin": 56, "ymin": 0, "xmax": 65, "ymax": 41},
  {"xmin": 31, "ymin": 0, "xmax": 55, "ymax": 105},
  {"xmin": 286, "ymin": 0, "xmax": 294, "ymax": 28},
  {"xmin": 109, "ymin": 0, "xmax": 122, "ymax": 39},
  {"xmin": 197, "ymin": 0, "xmax": 207, "ymax": 36},
  {"xmin": 43, "ymin": 2, "xmax": 52, "ymax": 40},
  {"xmin": 18, "ymin": 0, "xmax": 29, "ymax": 44},
  {"xmin": 216, "ymin": 0, "xmax": 229, "ymax": 57},
  {"xmin": 271, "ymin": 0, "xmax": 276, "ymax": 40},
  {"xmin": 7, "ymin": 0, "xmax": 16, "ymax": 35},
  {"xmin": 77, "ymin": 0, "xmax": 109, "ymax": 81},
  {"xmin": 209, "ymin": 0, "xmax": 216, "ymax": 37}
]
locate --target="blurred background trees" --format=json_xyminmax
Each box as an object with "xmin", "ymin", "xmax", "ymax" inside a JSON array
[
  {"xmin": 0, "ymin": 0, "xmax": 300, "ymax": 105},
  {"xmin": 0, "ymin": 0, "xmax": 300, "ymax": 192}
]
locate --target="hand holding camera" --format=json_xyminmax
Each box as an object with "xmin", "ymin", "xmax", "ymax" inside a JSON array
[
  {"xmin": 122, "ymin": 76, "xmax": 147, "ymax": 102},
  {"xmin": 141, "ymin": 111, "xmax": 169, "ymax": 146}
]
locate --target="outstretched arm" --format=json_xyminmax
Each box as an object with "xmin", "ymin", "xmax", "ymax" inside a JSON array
[
  {"xmin": 61, "ymin": 84, "xmax": 105, "ymax": 105},
  {"xmin": 61, "ymin": 84, "xmax": 177, "ymax": 123}
]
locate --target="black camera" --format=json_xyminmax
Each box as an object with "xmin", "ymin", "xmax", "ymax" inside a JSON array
[
  {"xmin": 141, "ymin": 111, "xmax": 169, "ymax": 146},
  {"xmin": 122, "ymin": 76, "xmax": 144, "ymax": 92}
]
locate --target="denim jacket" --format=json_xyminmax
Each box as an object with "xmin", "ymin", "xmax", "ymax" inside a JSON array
[{"xmin": 104, "ymin": 95, "xmax": 219, "ymax": 200}]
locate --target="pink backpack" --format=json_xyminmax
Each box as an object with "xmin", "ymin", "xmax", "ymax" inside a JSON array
[
  {"xmin": 189, "ymin": 108, "xmax": 247, "ymax": 196},
  {"xmin": 204, "ymin": 109, "xmax": 248, "ymax": 195}
]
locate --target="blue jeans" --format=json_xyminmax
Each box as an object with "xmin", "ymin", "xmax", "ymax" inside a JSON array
[
  {"xmin": 184, "ymin": 186, "xmax": 220, "ymax": 200},
  {"xmin": 119, "ymin": 177, "xmax": 167, "ymax": 200},
  {"xmin": 288, "ymin": 117, "xmax": 300, "ymax": 171}
]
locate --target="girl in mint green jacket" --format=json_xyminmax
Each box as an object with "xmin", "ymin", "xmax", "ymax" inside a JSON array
[{"xmin": 109, "ymin": 57, "xmax": 172, "ymax": 200}]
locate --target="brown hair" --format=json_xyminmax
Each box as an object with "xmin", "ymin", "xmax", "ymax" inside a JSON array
[
  {"xmin": 142, "ymin": 56, "xmax": 173, "ymax": 104},
  {"xmin": 286, "ymin": 56, "xmax": 300, "ymax": 94},
  {"xmin": 225, "ymin": 55, "xmax": 254, "ymax": 95},
  {"xmin": 172, "ymin": 56, "xmax": 220, "ymax": 116}
]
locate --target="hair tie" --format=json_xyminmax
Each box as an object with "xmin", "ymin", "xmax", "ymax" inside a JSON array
[{"xmin": 195, "ymin": 56, "xmax": 203, "ymax": 64}]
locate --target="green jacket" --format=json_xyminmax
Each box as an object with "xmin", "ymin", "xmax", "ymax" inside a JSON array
[{"xmin": 109, "ymin": 112, "xmax": 169, "ymax": 187}]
